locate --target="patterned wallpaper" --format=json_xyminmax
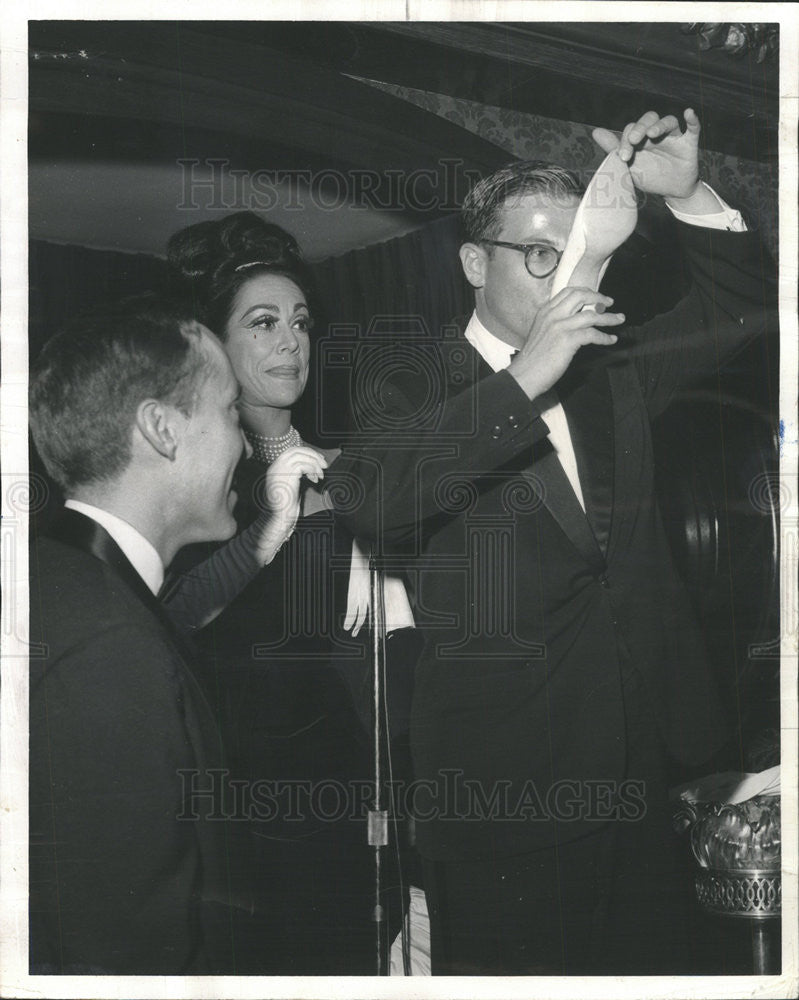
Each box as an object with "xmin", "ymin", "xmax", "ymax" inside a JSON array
[{"xmin": 360, "ymin": 79, "xmax": 778, "ymax": 257}]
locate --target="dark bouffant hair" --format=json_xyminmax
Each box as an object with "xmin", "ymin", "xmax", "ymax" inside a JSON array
[
  {"xmin": 461, "ymin": 161, "xmax": 585, "ymax": 249},
  {"xmin": 30, "ymin": 293, "xmax": 209, "ymax": 492},
  {"xmin": 166, "ymin": 212, "xmax": 316, "ymax": 340}
]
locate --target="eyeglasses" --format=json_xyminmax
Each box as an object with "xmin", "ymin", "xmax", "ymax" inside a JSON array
[{"xmin": 480, "ymin": 240, "xmax": 563, "ymax": 279}]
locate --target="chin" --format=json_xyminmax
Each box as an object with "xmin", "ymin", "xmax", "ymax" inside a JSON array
[
  {"xmin": 207, "ymin": 508, "xmax": 238, "ymax": 542},
  {"xmin": 258, "ymin": 380, "xmax": 305, "ymax": 408},
  {"xmin": 267, "ymin": 390, "xmax": 303, "ymax": 409}
]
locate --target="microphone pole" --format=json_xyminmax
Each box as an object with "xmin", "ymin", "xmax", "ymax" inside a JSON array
[{"xmin": 367, "ymin": 547, "xmax": 389, "ymax": 975}]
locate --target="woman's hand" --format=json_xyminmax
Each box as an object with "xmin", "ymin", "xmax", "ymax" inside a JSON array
[{"xmin": 254, "ymin": 445, "xmax": 328, "ymax": 563}]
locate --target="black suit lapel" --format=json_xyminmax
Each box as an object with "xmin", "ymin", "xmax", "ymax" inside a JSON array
[
  {"xmin": 47, "ymin": 508, "xmax": 197, "ymax": 664},
  {"xmin": 48, "ymin": 508, "xmax": 157, "ymax": 605},
  {"xmin": 529, "ymin": 440, "xmax": 607, "ymax": 577},
  {"xmin": 450, "ymin": 325, "xmax": 611, "ymax": 575},
  {"xmin": 557, "ymin": 364, "xmax": 615, "ymax": 557}
]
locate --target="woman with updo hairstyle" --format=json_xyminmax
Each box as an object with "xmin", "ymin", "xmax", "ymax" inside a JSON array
[
  {"xmin": 167, "ymin": 214, "xmax": 319, "ymax": 460},
  {"xmin": 162, "ymin": 213, "xmax": 377, "ymax": 974}
]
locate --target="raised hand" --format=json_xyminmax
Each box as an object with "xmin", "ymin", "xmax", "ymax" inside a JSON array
[
  {"xmin": 508, "ymin": 287, "xmax": 625, "ymax": 401},
  {"xmin": 592, "ymin": 108, "xmax": 701, "ymax": 203}
]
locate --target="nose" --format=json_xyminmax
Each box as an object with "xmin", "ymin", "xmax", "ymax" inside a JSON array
[
  {"xmin": 277, "ymin": 321, "xmax": 300, "ymax": 354},
  {"xmin": 242, "ymin": 428, "xmax": 253, "ymax": 460}
]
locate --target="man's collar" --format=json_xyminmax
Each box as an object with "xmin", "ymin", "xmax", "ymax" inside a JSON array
[
  {"xmin": 463, "ymin": 311, "xmax": 517, "ymax": 373},
  {"xmin": 64, "ymin": 499, "xmax": 164, "ymax": 595}
]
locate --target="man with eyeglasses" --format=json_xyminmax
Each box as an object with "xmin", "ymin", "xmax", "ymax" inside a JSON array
[{"xmin": 331, "ymin": 109, "xmax": 774, "ymax": 974}]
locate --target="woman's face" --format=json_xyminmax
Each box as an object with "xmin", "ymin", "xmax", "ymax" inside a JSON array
[{"xmin": 224, "ymin": 273, "xmax": 311, "ymax": 410}]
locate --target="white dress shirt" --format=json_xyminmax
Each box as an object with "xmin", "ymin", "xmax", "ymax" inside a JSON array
[
  {"xmin": 64, "ymin": 499, "xmax": 165, "ymax": 595},
  {"xmin": 465, "ymin": 183, "xmax": 746, "ymax": 511},
  {"xmin": 667, "ymin": 181, "xmax": 746, "ymax": 232}
]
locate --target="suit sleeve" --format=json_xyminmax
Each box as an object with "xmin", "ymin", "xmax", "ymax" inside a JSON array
[
  {"xmin": 621, "ymin": 224, "xmax": 777, "ymax": 419},
  {"xmin": 29, "ymin": 623, "xmax": 207, "ymax": 974},
  {"xmin": 329, "ymin": 366, "xmax": 549, "ymax": 548}
]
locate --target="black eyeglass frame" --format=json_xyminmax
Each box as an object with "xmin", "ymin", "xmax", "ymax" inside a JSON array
[{"xmin": 480, "ymin": 239, "xmax": 564, "ymax": 278}]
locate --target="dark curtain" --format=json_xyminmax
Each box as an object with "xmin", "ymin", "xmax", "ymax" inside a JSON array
[
  {"xmin": 29, "ymin": 242, "xmax": 169, "ymax": 362},
  {"xmin": 306, "ymin": 214, "xmax": 473, "ymax": 445},
  {"xmin": 311, "ymin": 213, "xmax": 470, "ymax": 338}
]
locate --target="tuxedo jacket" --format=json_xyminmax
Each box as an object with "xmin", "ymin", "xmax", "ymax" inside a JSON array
[
  {"xmin": 29, "ymin": 509, "xmax": 243, "ymax": 974},
  {"xmin": 330, "ymin": 223, "xmax": 776, "ymax": 861}
]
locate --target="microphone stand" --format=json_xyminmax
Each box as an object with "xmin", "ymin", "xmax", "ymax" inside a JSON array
[{"xmin": 367, "ymin": 548, "xmax": 389, "ymax": 975}]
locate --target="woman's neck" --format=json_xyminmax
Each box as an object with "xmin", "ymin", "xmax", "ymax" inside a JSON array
[{"xmin": 239, "ymin": 400, "xmax": 293, "ymax": 438}]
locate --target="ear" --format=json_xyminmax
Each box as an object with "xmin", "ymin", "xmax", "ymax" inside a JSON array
[
  {"xmin": 135, "ymin": 399, "xmax": 182, "ymax": 461},
  {"xmin": 459, "ymin": 242, "xmax": 488, "ymax": 289}
]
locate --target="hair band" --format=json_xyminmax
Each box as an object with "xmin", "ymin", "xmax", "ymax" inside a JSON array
[{"xmin": 234, "ymin": 261, "xmax": 273, "ymax": 272}]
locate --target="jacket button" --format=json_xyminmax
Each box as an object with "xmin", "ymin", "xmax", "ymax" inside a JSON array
[
  {"xmin": 491, "ymin": 425, "xmax": 502, "ymax": 439},
  {"xmin": 598, "ymin": 574, "xmax": 610, "ymax": 588},
  {"xmin": 508, "ymin": 414, "xmax": 518, "ymax": 428}
]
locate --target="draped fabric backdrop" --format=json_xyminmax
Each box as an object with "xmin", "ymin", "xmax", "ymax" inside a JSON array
[{"xmin": 358, "ymin": 82, "xmax": 779, "ymax": 260}]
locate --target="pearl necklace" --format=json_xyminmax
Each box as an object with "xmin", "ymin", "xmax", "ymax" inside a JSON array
[{"xmin": 245, "ymin": 425, "xmax": 301, "ymax": 465}]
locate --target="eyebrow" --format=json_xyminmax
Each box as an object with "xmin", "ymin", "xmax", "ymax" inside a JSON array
[
  {"xmin": 240, "ymin": 302, "xmax": 309, "ymax": 319},
  {"xmin": 517, "ymin": 237, "xmax": 558, "ymax": 248}
]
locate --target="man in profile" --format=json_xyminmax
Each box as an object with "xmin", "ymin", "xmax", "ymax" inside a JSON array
[{"xmin": 28, "ymin": 294, "xmax": 251, "ymax": 974}]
